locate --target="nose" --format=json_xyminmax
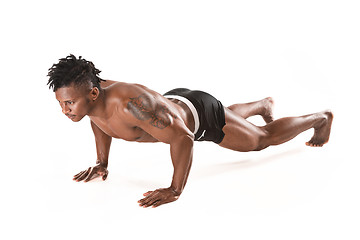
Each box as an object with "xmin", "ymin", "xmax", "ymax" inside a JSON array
[{"xmin": 61, "ymin": 103, "xmax": 71, "ymax": 114}]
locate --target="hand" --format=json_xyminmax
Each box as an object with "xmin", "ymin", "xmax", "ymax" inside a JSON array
[
  {"xmin": 138, "ymin": 187, "xmax": 180, "ymax": 208},
  {"xmin": 73, "ymin": 164, "xmax": 108, "ymax": 182}
]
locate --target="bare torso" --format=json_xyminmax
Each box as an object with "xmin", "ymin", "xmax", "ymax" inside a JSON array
[{"xmin": 90, "ymin": 81, "xmax": 195, "ymax": 143}]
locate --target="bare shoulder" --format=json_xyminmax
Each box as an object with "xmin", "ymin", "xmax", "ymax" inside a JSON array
[
  {"xmin": 104, "ymin": 82, "xmax": 168, "ymax": 118},
  {"xmin": 109, "ymin": 83, "xmax": 178, "ymax": 127},
  {"xmin": 100, "ymin": 79, "xmax": 118, "ymax": 88},
  {"xmin": 106, "ymin": 82, "xmax": 167, "ymax": 104}
]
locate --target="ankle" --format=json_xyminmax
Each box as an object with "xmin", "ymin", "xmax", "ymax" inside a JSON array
[{"xmin": 313, "ymin": 113, "xmax": 327, "ymax": 129}]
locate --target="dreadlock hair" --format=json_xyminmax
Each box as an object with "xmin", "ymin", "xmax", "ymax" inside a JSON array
[{"xmin": 47, "ymin": 54, "xmax": 105, "ymax": 92}]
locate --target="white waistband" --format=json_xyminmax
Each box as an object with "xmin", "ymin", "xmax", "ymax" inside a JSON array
[{"xmin": 165, "ymin": 95, "xmax": 200, "ymax": 134}]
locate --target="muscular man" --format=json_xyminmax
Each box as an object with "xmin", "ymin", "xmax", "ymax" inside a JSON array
[{"xmin": 47, "ymin": 55, "xmax": 333, "ymax": 208}]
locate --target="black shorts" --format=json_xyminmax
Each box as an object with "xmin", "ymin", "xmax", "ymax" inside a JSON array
[{"xmin": 164, "ymin": 88, "xmax": 226, "ymax": 144}]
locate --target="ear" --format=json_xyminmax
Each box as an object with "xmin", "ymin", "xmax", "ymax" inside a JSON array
[{"xmin": 89, "ymin": 87, "xmax": 100, "ymax": 101}]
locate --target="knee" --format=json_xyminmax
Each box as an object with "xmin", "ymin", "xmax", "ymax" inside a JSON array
[
  {"xmin": 251, "ymin": 130, "xmax": 270, "ymax": 151},
  {"xmin": 239, "ymin": 134, "xmax": 268, "ymax": 152},
  {"xmin": 253, "ymin": 142, "xmax": 269, "ymax": 151}
]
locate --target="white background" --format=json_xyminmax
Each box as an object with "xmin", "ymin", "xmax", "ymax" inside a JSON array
[{"xmin": 1, "ymin": 0, "xmax": 359, "ymax": 239}]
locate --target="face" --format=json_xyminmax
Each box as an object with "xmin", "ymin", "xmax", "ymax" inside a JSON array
[{"xmin": 55, "ymin": 84, "xmax": 97, "ymax": 122}]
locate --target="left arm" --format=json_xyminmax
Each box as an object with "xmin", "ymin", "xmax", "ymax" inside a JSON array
[
  {"xmin": 169, "ymin": 133, "xmax": 194, "ymax": 195},
  {"xmin": 139, "ymin": 132, "xmax": 194, "ymax": 208},
  {"xmin": 126, "ymin": 93, "xmax": 194, "ymax": 207}
]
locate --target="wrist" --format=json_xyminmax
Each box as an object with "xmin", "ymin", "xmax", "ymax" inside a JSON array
[
  {"xmin": 169, "ymin": 186, "xmax": 182, "ymax": 197},
  {"xmin": 96, "ymin": 159, "xmax": 108, "ymax": 168}
]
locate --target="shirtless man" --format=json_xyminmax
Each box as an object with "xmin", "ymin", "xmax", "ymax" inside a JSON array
[{"xmin": 47, "ymin": 55, "xmax": 333, "ymax": 208}]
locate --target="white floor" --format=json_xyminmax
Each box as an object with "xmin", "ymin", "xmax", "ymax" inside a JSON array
[
  {"xmin": 4, "ymin": 119, "xmax": 357, "ymax": 240},
  {"xmin": 1, "ymin": 1, "xmax": 359, "ymax": 239}
]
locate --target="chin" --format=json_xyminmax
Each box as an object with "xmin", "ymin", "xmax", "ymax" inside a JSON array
[{"xmin": 72, "ymin": 115, "xmax": 85, "ymax": 122}]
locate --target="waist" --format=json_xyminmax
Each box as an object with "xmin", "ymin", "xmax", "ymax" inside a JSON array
[{"xmin": 165, "ymin": 95, "xmax": 199, "ymax": 135}]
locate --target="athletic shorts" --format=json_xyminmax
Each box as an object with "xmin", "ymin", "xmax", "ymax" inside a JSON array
[{"xmin": 164, "ymin": 88, "xmax": 226, "ymax": 144}]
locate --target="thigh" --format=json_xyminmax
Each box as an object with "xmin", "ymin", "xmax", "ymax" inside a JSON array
[{"xmin": 219, "ymin": 108, "xmax": 266, "ymax": 152}]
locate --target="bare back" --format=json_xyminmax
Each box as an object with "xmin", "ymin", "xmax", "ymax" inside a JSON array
[{"xmin": 91, "ymin": 81, "xmax": 194, "ymax": 143}]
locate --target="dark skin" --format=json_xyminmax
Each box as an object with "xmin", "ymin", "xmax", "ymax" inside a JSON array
[{"xmin": 55, "ymin": 80, "xmax": 333, "ymax": 208}]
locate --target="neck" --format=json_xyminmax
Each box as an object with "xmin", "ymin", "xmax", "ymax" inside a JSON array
[{"xmin": 88, "ymin": 89, "xmax": 107, "ymax": 118}]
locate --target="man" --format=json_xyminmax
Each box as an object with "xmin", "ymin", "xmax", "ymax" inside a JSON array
[{"xmin": 47, "ymin": 55, "xmax": 333, "ymax": 208}]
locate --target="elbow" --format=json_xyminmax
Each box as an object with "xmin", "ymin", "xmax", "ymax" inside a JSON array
[
  {"xmin": 185, "ymin": 131, "xmax": 195, "ymax": 142},
  {"xmin": 179, "ymin": 133, "xmax": 194, "ymax": 147},
  {"xmin": 172, "ymin": 131, "xmax": 194, "ymax": 146},
  {"xmin": 184, "ymin": 133, "xmax": 194, "ymax": 147}
]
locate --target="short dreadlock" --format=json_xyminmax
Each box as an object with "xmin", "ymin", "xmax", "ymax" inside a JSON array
[{"xmin": 47, "ymin": 54, "xmax": 105, "ymax": 92}]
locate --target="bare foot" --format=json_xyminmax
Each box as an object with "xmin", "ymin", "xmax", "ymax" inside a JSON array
[
  {"xmin": 261, "ymin": 97, "xmax": 275, "ymax": 124},
  {"xmin": 306, "ymin": 111, "xmax": 333, "ymax": 147}
]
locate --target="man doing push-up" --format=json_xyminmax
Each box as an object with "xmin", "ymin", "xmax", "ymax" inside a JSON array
[{"xmin": 47, "ymin": 55, "xmax": 333, "ymax": 208}]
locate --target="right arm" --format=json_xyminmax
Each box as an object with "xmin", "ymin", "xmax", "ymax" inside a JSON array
[
  {"xmin": 73, "ymin": 120, "xmax": 112, "ymax": 182},
  {"xmin": 91, "ymin": 120, "xmax": 112, "ymax": 168}
]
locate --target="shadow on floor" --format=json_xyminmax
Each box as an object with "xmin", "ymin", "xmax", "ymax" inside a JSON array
[{"xmin": 192, "ymin": 147, "xmax": 305, "ymax": 179}]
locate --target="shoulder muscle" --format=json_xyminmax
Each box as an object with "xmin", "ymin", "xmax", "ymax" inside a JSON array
[{"xmin": 127, "ymin": 94, "xmax": 177, "ymax": 129}]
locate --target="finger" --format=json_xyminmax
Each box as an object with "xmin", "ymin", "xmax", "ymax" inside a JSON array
[
  {"xmin": 102, "ymin": 171, "xmax": 108, "ymax": 181},
  {"xmin": 73, "ymin": 171, "xmax": 86, "ymax": 180},
  {"xmin": 73, "ymin": 170, "xmax": 85, "ymax": 179},
  {"xmin": 99, "ymin": 168, "xmax": 108, "ymax": 177},
  {"xmin": 138, "ymin": 195, "xmax": 151, "ymax": 206},
  {"xmin": 139, "ymin": 191, "xmax": 159, "ymax": 207},
  {"xmin": 76, "ymin": 167, "xmax": 91, "ymax": 182},
  {"xmin": 152, "ymin": 200, "xmax": 163, "ymax": 208},
  {"xmin": 74, "ymin": 172, "xmax": 87, "ymax": 182},
  {"xmin": 143, "ymin": 191, "xmax": 153, "ymax": 196},
  {"xmin": 145, "ymin": 197, "xmax": 161, "ymax": 208},
  {"xmin": 138, "ymin": 191, "xmax": 155, "ymax": 204},
  {"xmin": 84, "ymin": 168, "xmax": 97, "ymax": 182},
  {"xmin": 139, "ymin": 196, "xmax": 156, "ymax": 208},
  {"xmin": 138, "ymin": 191, "xmax": 154, "ymax": 204}
]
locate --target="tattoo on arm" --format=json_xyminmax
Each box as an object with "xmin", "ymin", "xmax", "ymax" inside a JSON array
[{"xmin": 127, "ymin": 94, "xmax": 177, "ymax": 129}]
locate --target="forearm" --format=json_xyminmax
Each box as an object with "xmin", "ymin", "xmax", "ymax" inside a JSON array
[
  {"xmin": 169, "ymin": 134, "xmax": 194, "ymax": 195},
  {"xmin": 95, "ymin": 136, "xmax": 112, "ymax": 168},
  {"xmin": 91, "ymin": 121, "xmax": 112, "ymax": 168}
]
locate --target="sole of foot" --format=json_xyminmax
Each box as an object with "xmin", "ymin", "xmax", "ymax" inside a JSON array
[{"xmin": 306, "ymin": 110, "xmax": 333, "ymax": 147}]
